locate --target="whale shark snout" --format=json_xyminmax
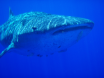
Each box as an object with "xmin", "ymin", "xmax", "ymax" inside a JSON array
[{"xmin": 50, "ymin": 16, "xmax": 94, "ymax": 36}]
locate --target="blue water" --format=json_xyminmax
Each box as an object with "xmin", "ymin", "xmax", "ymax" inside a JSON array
[{"xmin": 0, "ymin": 0, "xmax": 104, "ymax": 78}]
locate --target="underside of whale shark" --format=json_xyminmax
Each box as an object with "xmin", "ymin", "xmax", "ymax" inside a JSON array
[{"xmin": 0, "ymin": 8, "xmax": 94, "ymax": 58}]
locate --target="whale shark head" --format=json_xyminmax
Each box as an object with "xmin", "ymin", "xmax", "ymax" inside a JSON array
[
  {"xmin": 0, "ymin": 9, "xmax": 94, "ymax": 58},
  {"xmin": 14, "ymin": 13, "xmax": 94, "ymax": 56},
  {"xmin": 46, "ymin": 16, "xmax": 94, "ymax": 35}
]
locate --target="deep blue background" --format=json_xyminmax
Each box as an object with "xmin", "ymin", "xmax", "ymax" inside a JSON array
[{"xmin": 0, "ymin": 0, "xmax": 104, "ymax": 78}]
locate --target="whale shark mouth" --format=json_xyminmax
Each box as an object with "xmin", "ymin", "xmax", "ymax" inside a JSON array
[{"xmin": 52, "ymin": 22, "xmax": 94, "ymax": 35}]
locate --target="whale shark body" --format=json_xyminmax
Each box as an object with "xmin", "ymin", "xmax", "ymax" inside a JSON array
[{"xmin": 0, "ymin": 8, "xmax": 94, "ymax": 58}]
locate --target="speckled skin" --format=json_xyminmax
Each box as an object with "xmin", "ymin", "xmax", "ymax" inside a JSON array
[{"xmin": 0, "ymin": 8, "xmax": 94, "ymax": 58}]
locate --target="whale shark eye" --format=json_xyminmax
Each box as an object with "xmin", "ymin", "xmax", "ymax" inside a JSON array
[
  {"xmin": 22, "ymin": 19, "xmax": 27, "ymax": 26},
  {"xmin": 32, "ymin": 27, "xmax": 37, "ymax": 30}
]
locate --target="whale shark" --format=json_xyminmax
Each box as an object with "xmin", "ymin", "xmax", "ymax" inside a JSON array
[{"xmin": 0, "ymin": 8, "xmax": 94, "ymax": 58}]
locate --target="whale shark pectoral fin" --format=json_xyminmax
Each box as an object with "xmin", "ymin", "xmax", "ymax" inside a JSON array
[{"xmin": 0, "ymin": 42, "xmax": 14, "ymax": 58}]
